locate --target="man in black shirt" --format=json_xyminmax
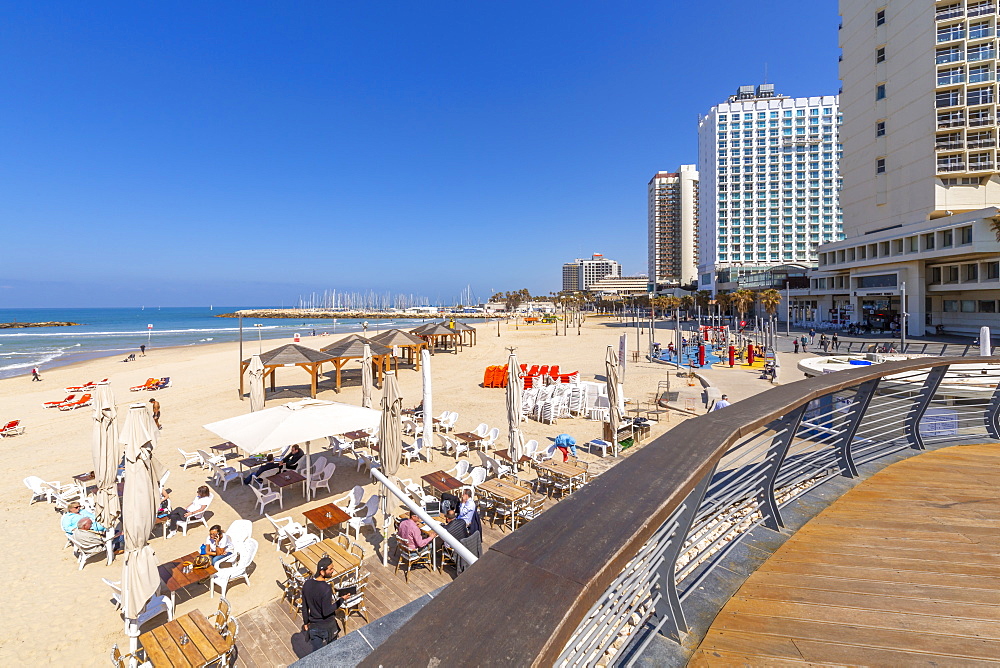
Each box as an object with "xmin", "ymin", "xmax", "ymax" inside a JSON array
[
  {"xmin": 282, "ymin": 444, "xmax": 305, "ymax": 471},
  {"xmin": 443, "ymin": 508, "xmax": 467, "ymax": 540},
  {"xmin": 302, "ymin": 557, "xmax": 343, "ymax": 651}
]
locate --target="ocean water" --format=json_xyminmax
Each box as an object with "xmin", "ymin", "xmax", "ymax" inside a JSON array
[{"xmin": 0, "ymin": 307, "xmax": 419, "ymax": 379}]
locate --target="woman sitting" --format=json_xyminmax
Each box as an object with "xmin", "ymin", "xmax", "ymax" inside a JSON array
[{"xmin": 202, "ymin": 524, "xmax": 234, "ymax": 566}]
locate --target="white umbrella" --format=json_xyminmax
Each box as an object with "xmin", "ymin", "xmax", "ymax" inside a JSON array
[
  {"xmin": 248, "ymin": 354, "xmax": 265, "ymax": 412},
  {"xmin": 92, "ymin": 381, "xmax": 121, "ymax": 529},
  {"xmin": 605, "ymin": 346, "xmax": 623, "ymax": 457},
  {"xmin": 379, "ymin": 371, "xmax": 403, "ymax": 565},
  {"xmin": 120, "ymin": 403, "xmax": 164, "ymax": 651},
  {"xmin": 420, "ymin": 348, "xmax": 433, "ymax": 463},
  {"xmin": 204, "ymin": 399, "xmax": 381, "ymax": 499},
  {"xmin": 506, "ymin": 352, "xmax": 525, "ymax": 470},
  {"xmin": 361, "ymin": 344, "xmax": 373, "ymax": 409}
]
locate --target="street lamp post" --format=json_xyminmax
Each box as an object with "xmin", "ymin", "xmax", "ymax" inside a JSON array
[{"xmin": 253, "ymin": 323, "xmax": 264, "ymax": 354}]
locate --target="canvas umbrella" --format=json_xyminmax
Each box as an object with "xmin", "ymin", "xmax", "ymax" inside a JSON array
[
  {"xmin": 248, "ymin": 354, "xmax": 265, "ymax": 412},
  {"xmin": 361, "ymin": 344, "xmax": 373, "ymax": 409},
  {"xmin": 120, "ymin": 403, "xmax": 164, "ymax": 650},
  {"xmin": 92, "ymin": 381, "xmax": 121, "ymax": 530},
  {"xmin": 420, "ymin": 348, "xmax": 433, "ymax": 463},
  {"xmin": 379, "ymin": 371, "xmax": 404, "ymax": 565},
  {"xmin": 605, "ymin": 346, "xmax": 623, "ymax": 457},
  {"xmin": 506, "ymin": 351, "xmax": 525, "ymax": 470}
]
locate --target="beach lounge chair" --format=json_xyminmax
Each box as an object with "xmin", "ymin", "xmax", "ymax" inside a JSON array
[
  {"xmin": 151, "ymin": 377, "xmax": 171, "ymax": 390},
  {"xmin": 58, "ymin": 394, "xmax": 92, "ymax": 411},
  {"xmin": 65, "ymin": 381, "xmax": 95, "ymax": 392},
  {"xmin": 130, "ymin": 378, "xmax": 158, "ymax": 392},
  {"xmin": 1, "ymin": 420, "xmax": 25, "ymax": 437},
  {"xmin": 43, "ymin": 395, "xmax": 75, "ymax": 408},
  {"xmin": 527, "ymin": 365, "xmax": 539, "ymax": 376},
  {"xmin": 548, "ymin": 365, "xmax": 560, "ymax": 379}
]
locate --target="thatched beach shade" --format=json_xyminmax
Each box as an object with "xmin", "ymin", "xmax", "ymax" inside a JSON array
[
  {"xmin": 240, "ymin": 343, "xmax": 335, "ymax": 399},
  {"xmin": 369, "ymin": 328, "xmax": 427, "ymax": 370},
  {"xmin": 320, "ymin": 334, "xmax": 397, "ymax": 392},
  {"xmin": 411, "ymin": 322, "xmax": 462, "ymax": 353},
  {"xmin": 447, "ymin": 320, "xmax": 477, "ymax": 347}
]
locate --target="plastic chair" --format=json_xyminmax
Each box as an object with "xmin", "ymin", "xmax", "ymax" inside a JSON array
[
  {"xmin": 347, "ymin": 496, "xmax": 381, "ymax": 539},
  {"xmin": 251, "ymin": 485, "xmax": 281, "ymax": 515},
  {"xmin": 210, "ymin": 538, "xmax": 258, "ymax": 598}
]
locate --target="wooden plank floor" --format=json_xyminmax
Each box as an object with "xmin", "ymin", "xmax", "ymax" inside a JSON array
[
  {"xmin": 233, "ymin": 496, "xmax": 557, "ymax": 667},
  {"xmin": 691, "ymin": 443, "xmax": 1000, "ymax": 667}
]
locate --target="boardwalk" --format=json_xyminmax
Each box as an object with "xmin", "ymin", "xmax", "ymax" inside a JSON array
[{"xmin": 692, "ymin": 443, "xmax": 1000, "ymax": 666}]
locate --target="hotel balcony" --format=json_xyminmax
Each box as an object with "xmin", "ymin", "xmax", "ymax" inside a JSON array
[
  {"xmin": 937, "ymin": 161, "xmax": 968, "ymax": 173},
  {"xmin": 935, "ymin": 140, "xmax": 965, "ymax": 151},
  {"xmin": 969, "ymin": 138, "xmax": 997, "ymax": 149},
  {"xmin": 968, "ymin": 2, "xmax": 997, "ymax": 17}
]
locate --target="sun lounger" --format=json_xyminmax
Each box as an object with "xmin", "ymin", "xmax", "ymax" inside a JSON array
[
  {"xmin": 548, "ymin": 365, "xmax": 560, "ymax": 379},
  {"xmin": 130, "ymin": 378, "xmax": 158, "ymax": 392},
  {"xmin": 65, "ymin": 382, "xmax": 95, "ymax": 392},
  {"xmin": 43, "ymin": 394, "xmax": 76, "ymax": 408},
  {"xmin": 1, "ymin": 420, "xmax": 25, "ymax": 437},
  {"xmin": 58, "ymin": 394, "xmax": 92, "ymax": 411},
  {"xmin": 151, "ymin": 377, "xmax": 171, "ymax": 390}
]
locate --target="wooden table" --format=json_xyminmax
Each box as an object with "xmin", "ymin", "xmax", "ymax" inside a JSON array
[
  {"xmin": 210, "ymin": 442, "xmax": 236, "ymax": 456},
  {"xmin": 291, "ymin": 539, "xmax": 361, "ymax": 583},
  {"xmin": 303, "ymin": 503, "xmax": 352, "ymax": 538},
  {"xmin": 537, "ymin": 461, "xmax": 588, "ymax": 481},
  {"xmin": 344, "ymin": 429, "xmax": 372, "ymax": 442},
  {"xmin": 477, "ymin": 479, "xmax": 531, "ymax": 531},
  {"xmin": 495, "ymin": 449, "xmax": 534, "ymax": 467},
  {"xmin": 421, "ymin": 471, "xmax": 463, "ymax": 496},
  {"xmin": 454, "ymin": 431, "xmax": 486, "ymax": 452},
  {"xmin": 139, "ymin": 609, "xmax": 227, "ymax": 668},
  {"xmin": 268, "ymin": 470, "xmax": 306, "ymax": 505},
  {"xmin": 73, "ymin": 471, "xmax": 96, "ymax": 484},
  {"xmin": 158, "ymin": 551, "xmax": 218, "ymax": 607}
]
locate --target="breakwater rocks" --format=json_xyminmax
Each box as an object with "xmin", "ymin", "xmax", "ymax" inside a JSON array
[
  {"xmin": 0, "ymin": 321, "xmax": 82, "ymax": 329},
  {"xmin": 215, "ymin": 309, "xmax": 493, "ymax": 320}
]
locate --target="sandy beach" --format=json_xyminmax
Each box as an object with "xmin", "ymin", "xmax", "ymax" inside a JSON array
[{"xmin": 0, "ymin": 317, "xmax": 780, "ymax": 666}]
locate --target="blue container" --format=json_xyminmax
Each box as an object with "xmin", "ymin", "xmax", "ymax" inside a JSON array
[{"xmin": 849, "ymin": 360, "xmax": 872, "ymax": 366}]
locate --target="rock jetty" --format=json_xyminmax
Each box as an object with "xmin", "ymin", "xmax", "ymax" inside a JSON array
[{"xmin": 0, "ymin": 321, "xmax": 82, "ymax": 329}]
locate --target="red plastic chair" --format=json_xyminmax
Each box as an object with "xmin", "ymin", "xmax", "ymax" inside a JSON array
[
  {"xmin": 527, "ymin": 365, "xmax": 539, "ymax": 376},
  {"xmin": 548, "ymin": 365, "xmax": 560, "ymax": 379}
]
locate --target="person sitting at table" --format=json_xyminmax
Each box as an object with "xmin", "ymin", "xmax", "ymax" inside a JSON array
[
  {"xmin": 457, "ymin": 490, "xmax": 475, "ymax": 527},
  {"xmin": 301, "ymin": 557, "xmax": 348, "ymax": 651},
  {"xmin": 443, "ymin": 508, "xmax": 467, "ymax": 540},
  {"xmin": 397, "ymin": 510, "xmax": 433, "ymax": 550},
  {"xmin": 72, "ymin": 516, "xmax": 123, "ymax": 552},
  {"xmin": 202, "ymin": 524, "xmax": 234, "ymax": 566},
  {"xmin": 244, "ymin": 453, "xmax": 281, "ymax": 485},
  {"xmin": 553, "ymin": 433, "xmax": 578, "ymax": 462},
  {"xmin": 166, "ymin": 485, "xmax": 212, "ymax": 537},
  {"xmin": 61, "ymin": 500, "xmax": 101, "ymax": 538},
  {"xmin": 281, "ymin": 444, "xmax": 305, "ymax": 472}
]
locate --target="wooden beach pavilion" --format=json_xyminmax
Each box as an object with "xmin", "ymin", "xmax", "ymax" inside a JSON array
[
  {"xmin": 239, "ymin": 344, "xmax": 335, "ymax": 399},
  {"xmin": 320, "ymin": 334, "xmax": 397, "ymax": 392}
]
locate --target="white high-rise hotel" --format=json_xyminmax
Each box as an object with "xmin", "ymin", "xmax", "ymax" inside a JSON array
[
  {"xmin": 647, "ymin": 166, "xmax": 699, "ymax": 293},
  {"xmin": 799, "ymin": 0, "xmax": 1000, "ymax": 336},
  {"xmin": 697, "ymin": 85, "xmax": 844, "ymax": 291}
]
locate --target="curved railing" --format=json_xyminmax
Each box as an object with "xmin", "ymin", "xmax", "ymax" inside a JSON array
[{"xmin": 361, "ymin": 357, "xmax": 1000, "ymax": 667}]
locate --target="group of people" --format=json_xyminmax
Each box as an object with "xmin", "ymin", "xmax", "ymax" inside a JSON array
[
  {"xmin": 243, "ymin": 444, "xmax": 305, "ymax": 485},
  {"xmin": 793, "ymin": 331, "xmax": 840, "ymax": 354},
  {"xmin": 62, "ymin": 500, "xmax": 123, "ymax": 553}
]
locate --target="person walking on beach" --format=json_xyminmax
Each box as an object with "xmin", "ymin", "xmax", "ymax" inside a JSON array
[
  {"xmin": 809, "ymin": 328, "xmax": 816, "ymax": 344},
  {"xmin": 793, "ymin": 338, "xmax": 799, "ymax": 354},
  {"xmin": 150, "ymin": 398, "xmax": 161, "ymax": 429},
  {"xmin": 31, "ymin": 367, "xmax": 42, "ymax": 381},
  {"xmin": 140, "ymin": 344, "xmax": 146, "ymax": 356}
]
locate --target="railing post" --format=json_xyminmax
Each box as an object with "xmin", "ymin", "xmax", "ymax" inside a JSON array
[
  {"xmin": 834, "ymin": 379, "xmax": 880, "ymax": 478},
  {"xmin": 757, "ymin": 405, "xmax": 807, "ymax": 531},
  {"xmin": 650, "ymin": 472, "xmax": 714, "ymax": 641},
  {"xmin": 904, "ymin": 365, "xmax": 948, "ymax": 450},
  {"xmin": 986, "ymin": 382, "xmax": 1000, "ymax": 440}
]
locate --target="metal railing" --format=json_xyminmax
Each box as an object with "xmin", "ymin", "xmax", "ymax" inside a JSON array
[
  {"xmin": 839, "ymin": 341, "xmax": 995, "ymax": 356},
  {"xmin": 361, "ymin": 357, "xmax": 1000, "ymax": 667}
]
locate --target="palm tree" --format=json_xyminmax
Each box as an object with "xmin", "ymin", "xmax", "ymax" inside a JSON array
[
  {"xmin": 695, "ymin": 290, "xmax": 712, "ymax": 313},
  {"xmin": 758, "ymin": 289, "xmax": 782, "ymax": 317},
  {"xmin": 731, "ymin": 289, "xmax": 756, "ymax": 328},
  {"xmin": 679, "ymin": 295, "xmax": 694, "ymax": 316},
  {"xmin": 651, "ymin": 296, "xmax": 669, "ymax": 319},
  {"xmin": 715, "ymin": 290, "xmax": 732, "ymax": 323},
  {"xmin": 662, "ymin": 295, "xmax": 681, "ymax": 313}
]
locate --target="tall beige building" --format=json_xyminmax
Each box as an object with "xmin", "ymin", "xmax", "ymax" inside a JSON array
[
  {"xmin": 799, "ymin": 0, "xmax": 1000, "ymax": 336},
  {"xmin": 647, "ymin": 166, "xmax": 699, "ymax": 294}
]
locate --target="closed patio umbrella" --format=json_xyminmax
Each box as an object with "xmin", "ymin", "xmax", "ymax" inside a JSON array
[
  {"xmin": 605, "ymin": 346, "xmax": 623, "ymax": 456},
  {"xmin": 120, "ymin": 403, "xmax": 165, "ymax": 650},
  {"xmin": 420, "ymin": 348, "xmax": 433, "ymax": 463},
  {"xmin": 379, "ymin": 371, "xmax": 403, "ymax": 565},
  {"xmin": 506, "ymin": 351, "xmax": 525, "ymax": 470},
  {"xmin": 361, "ymin": 344, "xmax": 373, "ymax": 409},
  {"xmin": 92, "ymin": 381, "xmax": 121, "ymax": 530},
  {"xmin": 248, "ymin": 354, "xmax": 265, "ymax": 412}
]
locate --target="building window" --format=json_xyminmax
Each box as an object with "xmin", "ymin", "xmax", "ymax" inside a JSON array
[
  {"xmin": 936, "ymin": 89, "xmax": 962, "ymax": 107},
  {"xmin": 968, "ymin": 86, "xmax": 995, "ymax": 105},
  {"xmin": 960, "ymin": 226, "xmax": 973, "ymax": 244},
  {"xmin": 925, "ymin": 233, "xmax": 936, "ymax": 250},
  {"xmin": 968, "ymin": 42, "xmax": 996, "ymax": 62},
  {"xmin": 876, "ymin": 120, "xmax": 886, "ymax": 136},
  {"xmin": 987, "ymin": 262, "xmax": 1000, "ymax": 279},
  {"xmin": 876, "ymin": 46, "xmax": 886, "ymax": 63},
  {"xmin": 937, "ymin": 24, "xmax": 966, "ymax": 42},
  {"xmin": 969, "ymin": 22, "xmax": 994, "ymax": 40},
  {"xmin": 931, "ymin": 266, "xmax": 943, "ymax": 284},
  {"xmin": 941, "ymin": 229, "xmax": 953, "ymax": 247},
  {"xmin": 936, "ymin": 45, "xmax": 964, "ymax": 64},
  {"xmin": 969, "ymin": 64, "xmax": 994, "ymax": 83},
  {"xmin": 961, "ymin": 300, "xmax": 976, "ymax": 313},
  {"xmin": 876, "ymin": 83, "xmax": 887, "ymax": 100},
  {"xmin": 938, "ymin": 66, "xmax": 965, "ymax": 85},
  {"xmin": 947, "ymin": 266, "xmax": 959, "ymax": 282},
  {"xmin": 875, "ymin": 157, "xmax": 886, "ymax": 174},
  {"xmin": 943, "ymin": 300, "xmax": 958, "ymax": 312},
  {"xmin": 967, "ymin": 264, "xmax": 979, "ymax": 281},
  {"xmin": 856, "ymin": 274, "xmax": 897, "ymax": 289},
  {"xmin": 980, "ymin": 300, "xmax": 997, "ymax": 313},
  {"xmin": 876, "ymin": 8, "xmax": 885, "ymax": 26}
]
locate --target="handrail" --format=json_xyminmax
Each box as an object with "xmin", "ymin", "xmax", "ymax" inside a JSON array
[{"xmin": 362, "ymin": 356, "xmax": 1000, "ymax": 667}]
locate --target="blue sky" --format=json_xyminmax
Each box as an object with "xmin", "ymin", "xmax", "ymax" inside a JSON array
[{"xmin": 1, "ymin": 1, "xmax": 840, "ymax": 307}]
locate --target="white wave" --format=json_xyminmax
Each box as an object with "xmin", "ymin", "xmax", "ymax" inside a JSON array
[
  {"xmin": 0, "ymin": 348, "xmax": 68, "ymax": 372},
  {"xmin": 0, "ymin": 325, "xmax": 296, "ymax": 338}
]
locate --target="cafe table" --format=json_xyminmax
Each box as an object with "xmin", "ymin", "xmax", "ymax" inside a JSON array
[
  {"xmin": 303, "ymin": 503, "xmax": 352, "ymax": 539},
  {"xmin": 495, "ymin": 449, "xmax": 534, "ymax": 468},
  {"xmin": 396, "ymin": 513, "xmax": 447, "ymax": 570},
  {"xmin": 476, "ymin": 479, "xmax": 531, "ymax": 531},
  {"xmin": 158, "ymin": 552, "xmax": 218, "ymax": 607},
  {"xmin": 139, "ymin": 609, "xmax": 228, "ymax": 668},
  {"xmin": 268, "ymin": 470, "xmax": 306, "ymax": 505},
  {"xmin": 421, "ymin": 470, "xmax": 464, "ymax": 497},
  {"xmin": 291, "ymin": 538, "xmax": 361, "ymax": 584},
  {"xmin": 454, "ymin": 431, "xmax": 486, "ymax": 452}
]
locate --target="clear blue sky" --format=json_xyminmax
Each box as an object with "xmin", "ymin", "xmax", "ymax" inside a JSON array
[{"xmin": 1, "ymin": 1, "xmax": 840, "ymax": 307}]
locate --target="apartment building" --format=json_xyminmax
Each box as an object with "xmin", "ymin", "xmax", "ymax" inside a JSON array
[
  {"xmin": 561, "ymin": 254, "xmax": 621, "ymax": 292},
  {"xmin": 647, "ymin": 166, "xmax": 699, "ymax": 293},
  {"xmin": 797, "ymin": 0, "xmax": 1000, "ymax": 336}
]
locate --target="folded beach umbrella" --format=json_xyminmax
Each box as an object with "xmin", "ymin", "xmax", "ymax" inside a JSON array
[
  {"xmin": 379, "ymin": 371, "xmax": 403, "ymax": 565},
  {"xmin": 421, "ymin": 348, "xmax": 433, "ymax": 463},
  {"xmin": 605, "ymin": 346, "xmax": 623, "ymax": 456},
  {"xmin": 120, "ymin": 403, "xmax": 164, "ymax": 650},
  {"xmin": 361, "ymin": 344, "xmax": 373, "ymax": 409},
  {"xmin": 92, "ymin": 381, "xmax": 121, "ymax": 530},
  {"xmin": 248, "ymin": 354, "xmax": 265, "ymax": 412},
  {"xmin": 506, "ymin": 351, "xmax": 525, "ymax": 470}
]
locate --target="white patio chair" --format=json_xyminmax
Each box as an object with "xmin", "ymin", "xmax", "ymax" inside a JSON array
[
  {"xmin": 309, "ymin": 462, "xmax": 337, "ymax": 497},
  {"xmin": 196, "ymin": 449, "xmax": 227, "ymax": 469},
  {"xmin": 401, "ymin": 439, "xmax": 425, "ymax": 466},
  {"xmin": 401, "ymin": 419, "xmax": 418, "ymax": 436},
  {"xmin": 356, "ymin": 453, "xmax": 382, "ymax": 478},
  {"xmin": 105, "ymin": 579, "xmax": 174, "ymax": 624},
  {"xmin": 523, "ymin": 440, "xmax": 539, "ymax": 460},
  {"xmin": 336, "ymin": 485, "xmax": 366, "ymax": 515},
  {"xmin": 446, "ymin": 460, "xmax": 471, "ymax": 483},
  {"xmin": 177, "ymin": 448, "xmax": 202, "ymax": 469},
  {"xmin": 223, "ymin": 519, "xmax": 253, "ymax": 563},
  {"xmin": 481, "ymin": 427, "xmax": 500, "ymax": 451},
  {"xmin": 347, "ymin": 496, "xmax": 381, "ymax": 539},
  {"xmin": 69, "ymin": 531, "xmax": 115, "ymax": 570},
  {"xmin": 210, "ymin": 538, "xmax": 258, "ymax": 598},
  {"xmin": 251, "ymin": 484, "xmax": 281, "ymax": 515},
  {"xmin": 328, "ymin": 435, "xmax": 354, "ymax": 457},
  {"xmin": 103, "ymin": 577, "xmax": 124, "ymax": 609},
  {"xmin": 209, "ymin": 461, "xmax": 240, "ymax": 491},
  {"xmin": 486, "ymin": 454, "xmax": 512, "ymax": 478},
  {"xmin": 441, "ymin": 411, "xmax": 459, "ymax": 432},
  {"xmin": 41, "ymin": 480, "xmax": 82, "ymax": 510},
  {"xmin": 438, "ymin": 433, "xmax": 467, "ymax": 459},
  {"xmin": 174, "ymin": 495, "xmax": 214, "ymax": 536},
  {"xmin": 473, "ymin": 423, "xmax": 489, "ymax": 438},
  {"xmin": 464, "ymin": 466, "xmax": 487, "ymax": 494},
  {"xmin": 398, "ymin": 477, "xmax": 436, "ymax": 510},
  {"xmin": 23, "ymin": 476, "xmax": 50, "ymax": 504},
  {"xmin": 266, "ymin": 514, "xmax": 317, "ymax": 552}
]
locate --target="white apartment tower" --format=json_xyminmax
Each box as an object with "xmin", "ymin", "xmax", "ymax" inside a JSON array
[
  {"xmin": 561, "ymin": 254, "xmax": 621, "ymax": 292},
  {"xmin": 647, "ymin": 166, "xmax": 699, "ymax": 293},
  {"xmin": 697, "ymin": 85, "xmax": 844, "ymax": 291},
  {"xmin": 799, "ymin": 1, "xmax": 1000, "ymax": 337}
]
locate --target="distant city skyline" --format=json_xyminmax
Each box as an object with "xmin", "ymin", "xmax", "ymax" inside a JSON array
[{"xmin": 0, "ymin": 2, "xmax": 840, "ymax": 307}]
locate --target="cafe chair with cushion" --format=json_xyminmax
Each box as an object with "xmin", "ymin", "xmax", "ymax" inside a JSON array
[
  {"xmin": 208, "ymin": 596, "xmax": 231, "ymax": 631},
  {"xmin": 203, "ymin": 618, "xmax": 238, "ymax": 668},
  {"xmin": 337, "ymin": 572, "xmax": 370, "ymax": 632},
  {"xmin": 251, "ymin": 483, "xmax": 281, "ymax": 516},
  {"xmin": 394, "ymin": 538, "xmax": 433, "ymax": 583},
  {"xmin": 210, "ymin": 537, "xmax": 258, "ymax": 598},
  {"xmin": 347, "ymin": 495, "xmax": 381, "ymax": 539},
  {"xmin": 110, "ymin": 644, "xmax": 151, "ymax": 668},
  {"xmin": 516, "ymin": 496, "xmax": 546, "ymax": 527},
  {"xmin": 279, "ymin": 558, "xmax": 305, "ymax": 612}
]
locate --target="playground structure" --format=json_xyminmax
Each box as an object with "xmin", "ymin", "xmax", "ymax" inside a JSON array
[{"xmin": 652, "ymin": 323, "xmax": 775, "ymax": 373}]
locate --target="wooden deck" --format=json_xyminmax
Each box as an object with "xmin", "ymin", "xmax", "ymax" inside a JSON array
[{"xmin": 691, "ymin": 443, "xmax": 1000, "ymax": 666}]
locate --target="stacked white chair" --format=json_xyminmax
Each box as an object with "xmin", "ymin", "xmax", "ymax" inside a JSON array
[{"xmin": 210, "ymin": 538, "xmax": 258, "ymax": 598}]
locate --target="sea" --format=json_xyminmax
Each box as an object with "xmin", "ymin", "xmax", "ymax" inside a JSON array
[{"xmin": 0, "ymin": 307, "xmax": 425, "ymax": 380}]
